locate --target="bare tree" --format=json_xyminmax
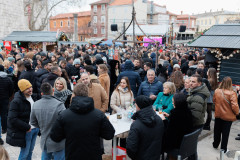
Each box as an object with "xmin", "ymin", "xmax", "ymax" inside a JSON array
[{"xmin": 24, "ymin": 0, "xmax": 82, "ymax": 31}]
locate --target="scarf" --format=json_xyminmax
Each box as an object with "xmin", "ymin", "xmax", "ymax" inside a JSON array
[{"xmin": 54, "ymin": 89, "xmax": 72, "ymax": 103}]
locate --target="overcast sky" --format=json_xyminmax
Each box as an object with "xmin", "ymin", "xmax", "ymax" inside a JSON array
[{"xmin": 54, "ymin": 0, "xmax": 240, "ymax": 15}]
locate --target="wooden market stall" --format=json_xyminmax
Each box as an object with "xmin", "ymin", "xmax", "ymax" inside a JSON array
[
  {"xmin": 189, "ymin": 24, "xmax": 240, "ymax": 85},
  {"xmin": 3, "ymin": 31, "xmax": 69, "ymax": 52}
]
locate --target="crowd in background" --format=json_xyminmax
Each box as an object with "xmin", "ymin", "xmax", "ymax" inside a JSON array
[{"xmin": 0, "ymin": 43, "xmax": 239, "ymax": 160}]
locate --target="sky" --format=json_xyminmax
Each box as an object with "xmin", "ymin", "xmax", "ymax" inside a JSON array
[{"xmin": 54, "ymin": 0, "xmax": 240, "ymax": 15}]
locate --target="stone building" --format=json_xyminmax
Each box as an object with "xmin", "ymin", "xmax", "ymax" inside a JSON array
[
  {"xmin": 0, "ymin": 0, "xmax": 28, "ymax": 40},
  {"xmin": 0, "ymin": 0, "xmax": 48, "ymax": 41}
]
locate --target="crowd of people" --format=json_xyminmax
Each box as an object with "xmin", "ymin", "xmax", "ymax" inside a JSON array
[{"xmin": 0, "ymin": 43, "xmax": 239, "ymax": 160}]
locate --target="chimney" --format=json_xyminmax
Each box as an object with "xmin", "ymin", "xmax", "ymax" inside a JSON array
[
  {"xmin": 181, "ymin": 11, "xmax": 183, "ymax": 15},
  {"xmin": 73, "ymin": 13, "xmax": 78, "ymax": 41}
]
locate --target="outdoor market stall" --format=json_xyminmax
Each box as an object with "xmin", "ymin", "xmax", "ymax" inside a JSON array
[
  {"xmin": 3, "ymin": 31, "xmax": 69, "ymax": 52},
  {"xmin": 189, "ymin": 24, "xmax": 240, "ymax": 85}
]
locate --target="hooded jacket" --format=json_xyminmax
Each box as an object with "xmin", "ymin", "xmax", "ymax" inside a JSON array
[
  {"xmin": 50, "ymin": 96, "xmax": 115, "ymax": 160},
  {"xmin": 36, "ymin": 68, "xmax": 49, "ymax": 90},
  {"xmin": 126, "ymin": 107, "xmax": 164, "ymax": 160},
  {"xmin": 0, "ymin": 71, "xmax": 14, "ymax": 99},
  {"xmin": 150, "ymin": 52, "xmax": 156, "ymax": 68},
  {"xmin": 187, "ymin": 83, "xmax": 210, "ymax": 127},
  {"xmin": 116, "ymin": 60, "xmax": 142, "ymax": 97}
]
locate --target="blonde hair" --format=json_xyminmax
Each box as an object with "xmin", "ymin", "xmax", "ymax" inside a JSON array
[
  {"xmin": 54, "ymin": 77, "xmax": 67, "ymax": 91},
  {"xmin": 2, "ymin": 60, "xmax": 10, "ymax": 69},
  {"xmin": 0, "ymin": 146, "xmax": 9, "ymax": 160},
  {"xmin": 163, "ymin": 82, "xmax": 176, "ymax": 95}
]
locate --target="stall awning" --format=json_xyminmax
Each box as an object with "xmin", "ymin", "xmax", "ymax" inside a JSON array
[
  {"xmin": 3, "ymin": 31, "xmax": 67, "ymax": 42},
  {"xmin": 125, "ymin": 25, "xmax": 168, "ymax": 36},
  {"xmin": 189, "ymin": 24, "xmax": 240, "ymax": 49}
]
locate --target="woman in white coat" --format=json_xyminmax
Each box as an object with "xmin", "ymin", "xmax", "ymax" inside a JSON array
[{"xmin": 110, "ymin": 76, "xmax": 134, "ymax": 148}]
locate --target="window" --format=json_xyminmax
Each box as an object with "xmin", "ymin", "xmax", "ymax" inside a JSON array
[
  {"xmin": 101, "ymin": 4, "xmax": 105, "ymax": 12},
  {"xmin": 67, "ymin": 20, "xmax": 70, "ymax": 27},
  {"xmin": 201, "ymin": 20, "xmax": 203, "ymax": 25},
  {"xmin": 93, "ymin": 5, "xmax": 97, "ymax": 12},
  {"xmin": 101, "ymin": 27, "xmax": 105, "ymax": 34},
  {"xmin": 196, "ymin": 20, "xmax": 199, "ymax": 25},
  {"xmin": 205, "ymin": 19, "xmax": 207, "ymax": 25},
  {"xmin": 101, "ymin": 16, "xmax": 105, "ymax": 23},
  {"xmin": 54, "ymin": 21, "xmax": 56, "ymax": 28},
  {"xmin": 94, "ymin": 28, "xmax": 97, "ymax": 34},
  {"xmin": 192, "ymin": 20, "xmax": 194, "ymax": 28},
  {"xmin": 209, "ymin": 19, "xmax": 211, "ymax": 25},
  {"xmin": 93, "ymin": 16, "xmax": 97, "ymax": 23},
  {"xmin": 60, "ymin": 21, "xmax": 63, "ymax": 27},
  {"xmin": 81, "ymin": 36, "xmax": 83, "ymax": 41}
]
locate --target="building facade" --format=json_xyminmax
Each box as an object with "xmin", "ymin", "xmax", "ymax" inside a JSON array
[
  {"xmin": 195, "ymin": 10, "xmax": 240, "ymax": 32},
  {"xmin": 176, "ymin": 12, "xmax": 196, "ymax": 32},
  {"xmin": 90, "ymin": 0, "xmax": 110, "ymax": 39},
  {"xmin": 49, "ymin": 11, "xmax": 91, "ymax": 41}
]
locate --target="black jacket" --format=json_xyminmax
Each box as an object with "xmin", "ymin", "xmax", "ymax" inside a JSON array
[
  {"xmin": 0, "ymin": 72, "xmax": 14, "ymax": 99},
  {"xmin": 50, "ymin": 96, "xmax": 115, "ymax": 160},
  {"xmin": 164, "ymin": 107, "xmax": 193, "ymax": 152},
  {"xmin": 42, "ymin": 72, "xmax": 59, "ymax": 87},
  {"xmin": 36, "ymin": 68, "xmax": 49, "ymax": 92},
  {"xmin": 6, "ymin": 91, "xmax": 32, "ymax": 147},
  {"xmin": 126, "ymin": 107, "xmax": 164, "ymax": 160},
  {"xmin": 68, "ymin": 66, "xmax": 80, "ymax": 82}
]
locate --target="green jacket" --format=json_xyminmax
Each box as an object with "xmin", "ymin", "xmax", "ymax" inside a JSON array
[
  {"xmin": 187, "ymin": 83, "xmax": 210, "ymax": 127},
  {"xmin": 153, "ymin": 92, "xmax": 174, "ymax": 114}
]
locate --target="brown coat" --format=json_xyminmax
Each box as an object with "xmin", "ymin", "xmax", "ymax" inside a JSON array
[
  {"xmin": 88, "ymin": 83, "xmax": 109, "ymax": 112},
  {"xmin": 213, "ymin": 89, "xmax": 239, "ymax": 121},
  {"xmin": 99, "ymin": 73, "xmax": 110, "ymax": 98}
]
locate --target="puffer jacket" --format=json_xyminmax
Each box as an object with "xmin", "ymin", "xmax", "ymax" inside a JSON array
[
  {"xmin": 187, "ymin": 83, "xmax": 210, "ymax": 127},
  {"xmin": 153, "ymin": 92, "xmax": 174, "ymax": 114},
  {"xmin": 126, "ymin": 107, "xmax": 164, "ymax": 160},
  {"xmin": 116, "ymin": 60, "xmax": 142, "ymax": 97},
  {"xmin": 7, "ymin": 91, "xmax": 32, "ymax": 147},
  {"xmin": 137, "ymin": 78, "xmax": 163, "ymax": 97},
  {"xmin": 213, "ymin": 89, "xmax": 239, "ymax": 121},
  {"xmin": 110, "ymin": 86, "xmax": 134, "ymax": 114}
]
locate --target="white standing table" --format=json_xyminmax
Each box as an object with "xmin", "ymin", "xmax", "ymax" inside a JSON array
[{"xmin": 109, "ymin": 114, "xmax": 132, "ymax": 160}]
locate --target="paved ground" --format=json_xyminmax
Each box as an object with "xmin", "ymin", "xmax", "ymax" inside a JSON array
[{"xmin": 2, "ymin": 118, "xmax": 240, "ymax": 160}]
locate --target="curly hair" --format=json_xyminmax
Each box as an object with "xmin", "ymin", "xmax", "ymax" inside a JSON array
[{"xmin": 169, "ymin": 71, "xmax": 184, "ymax": 90}]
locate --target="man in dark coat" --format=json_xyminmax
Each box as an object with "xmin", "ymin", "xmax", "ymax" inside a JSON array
[
  {"xmin": 116, "ymin": 60, "xmax": 142, "ymax": 97},
  {"xmin": 19, "ymin": 60, "xmax": 39, "ymax": 100},
  {"xmin": 35, "ymin": 61, "xmax": 52, "ymax": 93},
  {"xmin": 126, "ymin": 95, "xmax": 164, "ymax": 160},
  {"xmin": 43, "ymin": 66, "xmax": 62, "ymax": 87},
  {"xmin": 7, "ymin": 79, "xmax": 39, "ymax": 159},
  {"xmin": 50, "ymin": 83, "xmax": 115, "ymax": 160},
  {"xmin": 0, "ymin": 65, "xmax": 14, "ymax": 143}
]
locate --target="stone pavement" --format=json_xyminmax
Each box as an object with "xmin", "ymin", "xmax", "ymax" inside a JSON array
[{"xmin": 2, "ymin": 119, "xmax": 240, "ymax": 160}]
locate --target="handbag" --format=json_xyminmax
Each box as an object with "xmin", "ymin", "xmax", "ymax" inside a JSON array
[{"xmin": 221, "ymin": 89, "xmax": 231, "ymax": 105}]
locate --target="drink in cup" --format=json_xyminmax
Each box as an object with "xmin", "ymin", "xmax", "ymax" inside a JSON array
[{"xmin": 159, "ymin": 107, "xmax": 163, "ymax": 114}]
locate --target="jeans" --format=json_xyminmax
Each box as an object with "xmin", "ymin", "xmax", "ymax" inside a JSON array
[
  {"xmin": 0, "ymin": 99, "xmax": 9, "ymax": 131},
  {"xmin": 18, "ymin": 128, "xmax": 39, "ymax": 160},
  {"xmin": 213, "ymin": 118, "xmax": 232, "ymax": 152},
  {"xmin": 41, "ymin": 149, "xmax": 65, "ymax": 160}
]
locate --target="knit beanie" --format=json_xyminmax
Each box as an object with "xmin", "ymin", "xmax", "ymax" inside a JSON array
[
  {"xmin": 73, "ymin": 59, "xmax": 81, "ymax": 65},
  {"xmin": 8, "ymin": 57, "xmax": 15, "ymax": 62},
  {"xmin": 135, "ymin": 95, "xmax": 152, "ymax": 109},
  {"xmin": 18, "ymin": 79, "xmax": 32, "ymax": 92}
]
